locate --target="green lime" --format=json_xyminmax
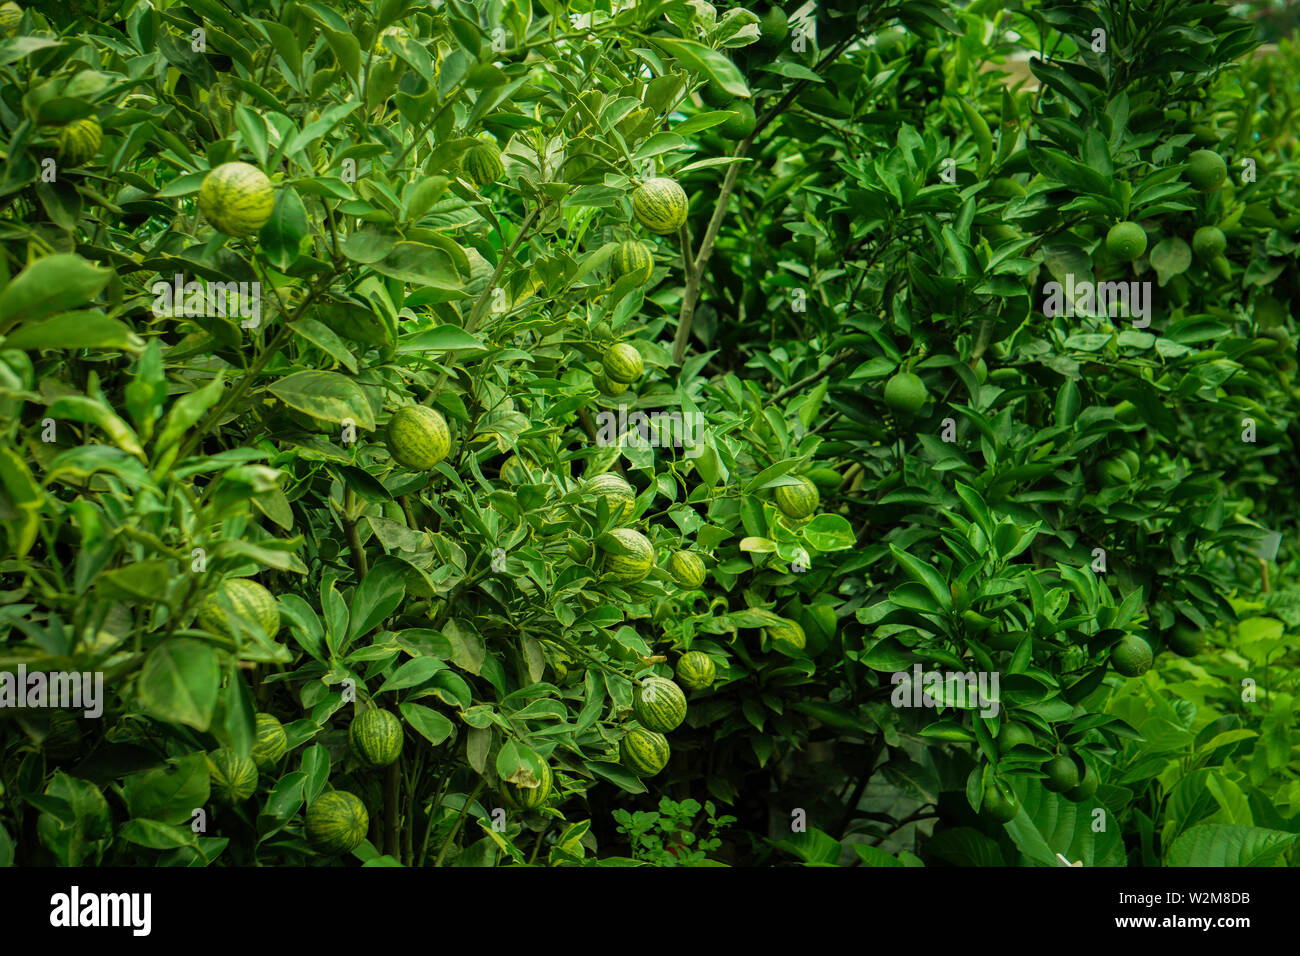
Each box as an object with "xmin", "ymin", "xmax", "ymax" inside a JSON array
[
  {"xmin": 1186, "ymin": 149, "xmax": 1227, "ymax": 192},
  {"xmin": 1114, "ymin": 400, "xmax": 1140, "ymax": 424},
  {"xmin": 1043, "ymin": 755, "xmax": 1080, "ymax": 793},
  {"xmin": 998, "ymin": 722, "xmax": 1035, "ymax": 756},
  {"xmin": 1064, "ymin": 762, "xmax": 1099, "ymax": 802},
  {"xmin": 700, "ymin": 82, "xmax": 734, "ymax": 109},
  {"xmin": 1096, "ymin": 457, "xmax": 1132, "ymax": 486},
  {"xmin": 883, "ymin": 371, "xmax": 928, "ymax": 416},
  {"xmin": 719, "ymin": 100, "xmax": 756, "ymax": 140},
  {"xmin": 756, "ymin": 6, "xmax": 789, "ymax": 47},
  {"xmin": 1111, "ymin": 635, "xmax": 1153, "ymax": 677},
  {"xmin": 1192, "ymin": 225, "xmax": 1226, "ymax": 258},
  {"xmin": 1168, "ymin": 625, "xmax": 1206, "ymax": 657},
  {"xmin": 1105, "ymin": 221, "xmax": 1147, "ymax": 262},
  {"xmin": 983, "ymin": 782, "xmax": 1019, "ymax": 823}
]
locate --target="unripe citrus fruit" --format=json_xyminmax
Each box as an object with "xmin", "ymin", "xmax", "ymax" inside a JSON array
[
  {"xmin": 197, "ymin": 162, "xmax": 275, "ymax": 237},
  {"xmin": 1105, "ymin": 221, "xmax": 1147, "ymax": 262},
  {"xmin": 757, "ymin": 6, "xmax": 790, "ymax": 47},
  {"xmin": 667, "ymin": 550, "xmax": 707, "ymax": 589},
  {"xmin": 1111, "ymin": 635, "xmax": 1153, "ymax": 677},
  {"xmin": 1168, "ymin": 625, "xmax": 1206, "ymax": 657},
  {"xmin": 700, "ymin": 82, "xmax": 734, "ymax": 109},
  {"xmin": 1064, "ymin": 762, "xmax": 1099, "ymax": 802},
  {"xmin": 349, "ymin": 708, "xmax": 403, "ymax": 768},
  {"xmin": 632, "ymin": 177, "xmax": 688, "ymax": 234},
  {"xmin": 0, "ymin": 2, "xmax": 21, "ymax": 37},
  {"xmin": 998, "ymin": 722, "xmax": 1035, "ymax": 755},
  {"xmin": 207, "ymin": 748, "xmax": 258, "ymax": 803},
  {"xmin": 585, "ymin": 473, "xmax": 636, "ymax": 525},
  {"xmin": 983, "ymin": 782, "xmax": 1019, "ymax": 823},
  {"xmin": 1185, "ymin": 149, "xmax": 1227, "ymax": 192},
  {"xmin": 883, "ymin": 371, "xmax": 928, "ymax": 416},
  {"xmin": 198, "ymin": 578, "xmax": 280, "ymax": 641},
  {"xmin": 305, "ymin": 791, "xmax": 368, "ymax": 855},
  {"xmin": 601, "ymin": 528, "xmax": 654, "ymax": 584},
  {"xmin": 765, "ymin": 619, "xmax": 806, "ymax": 651},
  {"xmin": 676, "ymin": 650, "xmax": 717, "ymax": 690},
  {"xmin": 386, "ymin": 405, "xmax": 451, "ymax": 470},
  {"xmin": 1043, "ymin": 755, "xmax": 1080, "ymax": 793},
  {"xmin": 1192, "ymin": 225, "xmax": 1226, "ymax": 258},
  {"xmin": 774, "ymin": 476, "xmax": 820, "ymax": 520},
  {"xmin": 719, "ymin": 100, "xmax": 756, "ymax": 140},
  {"xmin": 602, "ymin": 342, "xmax": 644, "ymax": 384},
  {"xmin": 461, "ymin": 140, "xmax": 504, "ymax": 188},
  {"xmin": 56, "ymin": 117, "xmax": 102, "ymax": 167},
  {"xmin": 252, "ymin": 713, "xmax": 288, "ymax": 768}
]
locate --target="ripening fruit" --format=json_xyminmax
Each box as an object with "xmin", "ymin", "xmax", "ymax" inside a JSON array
[
  {"xmin": 756, "ymin": 6, "xmax": 790, "ymax": 47},
  {"xmin": 594, "ymin": 372, "xmax": 628, "ymax": 396},
  {"xmin": 386, "ymin": 405, "xmax": 451, "ymax": 470},
  {"xmin": 774, "ymin": 476, "xmax": 820, "ymax": 519},
  {"xmin": 632, "ymin": 177, "xmax": 689, "ymax": 234},
  {"xmin": 1064, "ymin": 762, "xmax": 1099, "ymax": 802},
  {"xmin": 1192, "ymin": 225, "xmax": 1226, "ymax": 259},
  {"xmin": 197, "ymin": 162, "xmax": 276, "ymax": 237},
  {"xmin": 601, "ymin": 528, "xmax": 654, "ymax": 584},
  {"xmin": 883, "ymin": 371, "xmax": 928, "ymax": 416},
  {"xmin": 198, "ymin": 578, "xmax": 280, "ymax": 641},
  {"xmin": 699, "ymin": 82, "xmax": 734, "ymax": 109},
  {"xmin": 1185, "ymin": 149, "xmax": 1227, "ymax": 192},
  {"xmin": 667, "ymin": 550, "xmax": 707, "ymax": 589},
  {"xmin": 998, "ymin": 722, "xmax": 1035, "ymax": 756},
  {"xmin": 305, "ymin": 791, "xmax": 368, "ymax": 855},
  {"xmin": 1096, "ymin": 456, "xmax": 1132, "ymax": 486},
  {"xmin": 585, "ymin": 473, "xmax": 636, "ymax": 525},
  {"xmin": 1167, "ymin": 625, "xmax": 1206, "ymax": 657},
  {"xmin": 632, "ymin": 676, "xmax": 688, "ymax": 733},
  {"xmin": 602, "ymin": 342, "xmax": 644, "ymax": 384},
  {"xmin": 0, "ymin": 3, "xmax": 22, "ymax": 37},
  {"xmin": 610, "ymin": 239, "xmax": 654, "ymax": 284},
  {"xmin": 252, "ymin": 713, "xmax": 288, "ymax": 769},
  {"xmin": 207, "ymin": 748, "xmax": 259, "ymax": 804},
  {"xmin": 1111, "ymin": 635, "xmax": 1153, "ymax": 677},
  {"xmin": 56, "ymin": 117, "xmax": 102, "ymax": 167},
  {"xmin": 1043, "ymin": 755, "xmax": 1080, "ymax": 793},
  {"xmin": 1105, "ymin": 221, "xmax": 1147, "ymax": 262},
  {"xmin": 983, "ymin": 782, "xmax": 1019, "ymax": 823},
  {"xmin": 349, "ymin": 708, "xmax": 403, "ymax": 768},
  {"xmin": 502, "ymin": 761, "xmax": 552, "ymax": 810},
  {"xmin": 719, "ymin": 100, "xmax": 756, "ymax": 140},
  {"xmin": 765, "ymin": 619, "xmax": 806, "ymax": 651},
  {"xmin": 676, "ymin": 650, "xmax": 717, "ymax": 690},
  {"xmin": 620, "ymin": 727, "xmax": 670, "ymax": 777},
  {"xmin": 461, "ymin": 140, "xmax": 504, "ymax": 188}
]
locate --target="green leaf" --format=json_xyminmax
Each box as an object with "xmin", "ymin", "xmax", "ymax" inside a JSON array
[
  {"xmin": 2, "ymin": 311, "xmax": 142, "ymax": 351},
  {"xmin": 268, "ymin": 370, "xmax": 376, "ymax": 431},
  {"xmin": 396, "ymin": 325, "xmax": 487, "ymax": 353},
  {"xmin": 348, "ymin": 557, "xmax": 406, "ymax": 640},
  {"xmin": 259, "ymin": 186, "xmax": 309, "ymax": 270},
  {"xmin": 653, "ymin": 37, "xmax": 750, "ymax": 98},
  {"xmin": 889, "ymin": 544, "xmax": 953, "ymax": 611},
  {"xmin": 0, "ymin": 255, "xmax": 112, "ymax": 332},
  {"xmin": 399, "ymin": 703, "xmax": 455, "ymax": 746},
  {"xmin": 137, "ymin": 639, "xmax": 221, "ymax": 731},
  {"xmin": 1166, "ymin": 825, "xmax": 1297, "ymax": 867}
]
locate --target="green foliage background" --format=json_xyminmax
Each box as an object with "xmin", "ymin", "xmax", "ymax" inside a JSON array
[{"xmin": 0, "ymin": 0, "xmax": 1296, "ymax": 867}]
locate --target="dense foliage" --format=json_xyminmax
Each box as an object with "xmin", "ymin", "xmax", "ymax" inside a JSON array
[{"xmin": 0, "ymin": 0, "xmax": 1296, "ymax": 867}]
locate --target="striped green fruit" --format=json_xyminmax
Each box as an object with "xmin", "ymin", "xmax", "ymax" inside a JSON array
[
  {"xmin": 594, "ymin": 372, "xmax": 628, "ymax": 396},
  {"xmin": 461, "ymin": 140, "xmax": 504, "ymax": 188},
  {"xmin": 0, "ymin": 3, "xmax": 21, "ymax": 37},
  {"xmin": 668, "ymin": 550, "xmax": 706, "ymax": 588},
  {"xmin": 305, "ymin": 791, "xmax": 368, "ymax": 855},
  {"xmin": 676, "ymin": 650, "xmax": 716, "ymax": 690},
  {"xmin": 602, "ymin": 527, "xmax": 654, "ymax": 584},
  {"xmin": 620, "ymin": 727, "xmax": 670, "ymax": 777},
  {"xmin": 610, "ymin": 240, "xmax": 654, "ymax": 284},
  {"xmin": 585, "ymin": 473, "xmax": 636, "ymax": 525},
  {"xmin": 198, "ymin": 578, "xmax": 280, "ymax": 641},
  {"xmin": 632, "ymin": 177, "xmax": 688, "ymax": 234},
  {"xmin": 503, "ymin": 761, "xmax": 552, "ymax": 810},
  {"xmin": 56, "ymin": 117, "xmax": 102, "ymax": 166},
  {"xmin": 252, "ymin": 713, "xmax": 288, "ymax": 768},
  {"xmin": 632, "ymin": 676, "xmax": 687, "ymax": 732},
  {"xmin": 198, "ymin": 162, "xmax": 275, "ymax": 237},
  {"xmin": 602, "ymin": 342, "xmax": 644, "ymax": 384},
  {"xmin": 774, "ymin": 476, "xmax": 819, "ymax": 519},
  {"xmin": 766, "ymin": 618, "xmax": 806, "ymax": 651},
  {"xmin": 386, "ymin": 404, "xmax": 451, "ymax": 470},
  {"xmin": 207, "ymin": 748, "xmax": 258, "ymax": 804},
  {"xmin": 349, "ymin": 708, "xmax": 403, "ymax": 768}
]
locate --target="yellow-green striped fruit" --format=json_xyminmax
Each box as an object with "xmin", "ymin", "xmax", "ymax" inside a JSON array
[
  {"xmin": 0, "ymin": 3, "xmax": 21, "ymax": 37},
  {"xmin": 198, "ymin": 162, "xmax": 275, "ymax": 237},
  {"xmin": 594, "ymin": 372, "xmax": 628, "ymax": 396},
  {"xmin": 305, "ymin": 791, "xmax": 368, "ymax": 855},
  {"xmin": 774, "ymin": 476, "xmax": 819, "ymax": 519},
  {"xmin": 503, "ymin": 761, "xmax": 552, "ymax": 810},
  {"xmin": 620, "ymin": 727, "xmax": 670, "ymax": 777},
  {"xmin": 349, "ymin": 708, "xmax": 403, "ymax": 768},
  {"xmin": 676, "ymin": 650, "xmax": 716, "ymax": 690},
  {"xmin": 611, "ymin": 240, "xmax": 654, "ymax": 284},
  {"xmin": 585, "ymin": 473, "xmax": 636, "ymax": 524},
  {"xmin": 207, "ymin": 748, "xmax": 258, "ymax": 804},
  {"xmin": 252, "ymin": 713, "xmax": 288, "ymax": 768},
  {"xmin": 632, "ymin": 676, "xmax": 687, "ymax": 732},
  {"xmin": 386, "ymin": 404, "xmax": 451, "ymax": 470},
  {"xmin": 461, "ymin": 140, "xmax": 504, "ymax": 188},
  {"xmin": 668, "ymin": 550, "xmax": 706, "ymax": 588},
  {"xmin": 56, "ymin": 117, "xmax": 103, "ymax": 166},
  {"xmin": 765, "ymin": 619, "xmax": 806, "ymax": 651},
  {"xmin": 198, "ymin": 578, "xmax": 280, "ymax": 641},
  {"xmin": 602, "ymin": 528, "xmax": 654, "ymax": 584},
  {"xmin": 602, "ymin": 342, "xmax": 644, "ymax": 384},
  {"xmin": 632, "ymin": 177, "xmax": 688, "ymax": 234}
]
